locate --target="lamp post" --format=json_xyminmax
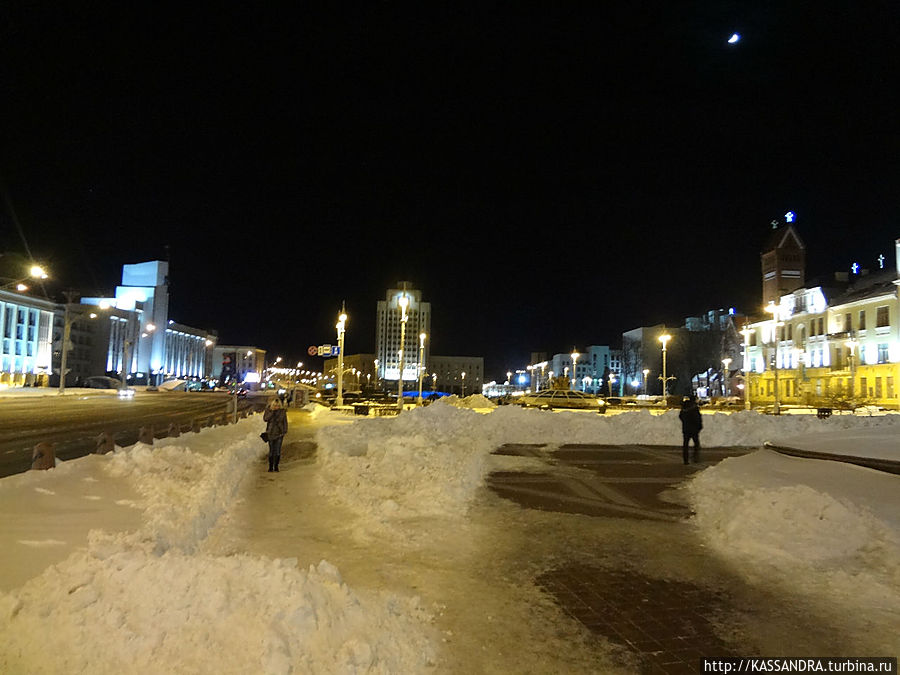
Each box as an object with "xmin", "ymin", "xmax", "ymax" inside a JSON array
[
  {"xmin": 397, "ymin": 294, "xmax": 409, "ymax": 410},
  {"xmin": 845, "ymin": 335, "xmax": 858, "ymax": 398},
  {"xmin": 335, "ymin": 305, "xmax": 347, "ymax": 407},
  {"xmin": 721, "ymin": 357, "xmax": 732, "ymax": 397},
  {"xmin": 461, "ymin": 371, "xmax": 466, "ymax": 397},
  {"xmin": 740, "ymin": 326, "xmax": 753, "ymax": 410},
  {"xmin": 373, "ymin": 359, "xmax": 379, "ymax": 391},
  {"xmin": 765, "ymin": 303, "xmax": 782, "ymax": 414},
  {"xmin": 58, "ymin": 292, "xmax": 113, "ymax": 394},
  {"xmin": 417, "ymin": 332, "xmax": 426, "ymax": 405},
  {"xmin": 608, "ymin": 372, "xmax": 616, "ymax": 397},
  {"xmin": 642, "ymin": 368, "xmax": 649, "ymax": 395},
  {"xmin": 658, "ymin": 333, "xmax": 672, "ymax": 397},
  {"xmin": 570, "ymin": 349, "xmax": 579, "ymax": 390}
]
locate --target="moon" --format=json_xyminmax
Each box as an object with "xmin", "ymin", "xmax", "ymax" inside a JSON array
[{"xmin": 728, "ymin": 33, "xmax": 741, "ymax": 44}]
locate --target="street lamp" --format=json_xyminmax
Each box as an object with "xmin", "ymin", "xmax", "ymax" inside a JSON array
[
  {"xmin": 658, "ymin": 333, "xmax": 672, "ymax": 397},
  {"xmin": 765, "ymin": 303, "xmax": 782, "ymax": 414},
  {"xmin": 374, "ymin": 359, "xmax": 379, "ymax": 391},
  {"xmin": 417, "ymin": 332, "xmax": 426, "ymax": 405},
  {"xmin": 642, "ymin": 368, "xmax": 649, "ymax": 395},
  {"xmin": 397, "ymin": 294, "xmax": 409, "ymax": 410},
  {"xmin": 1, "ymin": 263, "xmax": 49, "ymax": 292},
  {"xmin": 608, "ymin": 372, "xmax": 616, "ymax": 397},
  {"xmin": 721, "ymin": 357, "xmax": 732, "ymax": 397},
  {"xmin": 461, "ymin": 371, "xmax": 466, "ymax": 397},
  {"xmin": 571, "ymin": 349, "xmax": 579, "ymax": 390},
  {"xmin": 335, "ymin": 305, "xmax": 347, "ymax": 406},
  {"xmin": 845, "ymin": 335, "xmax": 858, "ymax": 398},
  {"xmin": 740, "ymin": 326, "xmax": 753, "ymax": 410},
  {"xmin": 59, "ymin": 293, "xmax": 108, "ymax": 394}
]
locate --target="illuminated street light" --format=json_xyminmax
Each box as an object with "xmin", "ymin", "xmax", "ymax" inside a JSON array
[
  {"xmin": 59, "ymin": 293, "xmax": 108, "ymax": 394},
  {"xmin": 845, "ymin": 335, "xmax": 859, "ymax": 398},
  {"xmin": 461, "ymin": 371, "xmax": 466, "ymax": 397},
  {"xmin": 658, "ymin": 333, "xmax": 672, "ymax": 397},
  {"xmin": 721, "ymin": 357, "xmax": 732, "ymax": 397},
  {"xmin": 740, "ymin": 325, "xmax": 753, "ymax": 410},
  {"xmin": 336, "ymin": 305, "xmax": 347, "ymax": 406},
  {"xmin": 642, "ymin": 368, "xmax": 650, "ymax": 394},
  {"xmin": 765, "ymin": 303, "xmax": 782, "ymax": 414},
  {"xmin": 571, "ymin": 349, "xmax": 579, "ymax": 390},
  {"xmin": 397, "ymin": 294, "xmax": 409, "ymax": 410},
  {"xmin": 417, "ymin": 332, "xmax": 426, "ymax": 405}
]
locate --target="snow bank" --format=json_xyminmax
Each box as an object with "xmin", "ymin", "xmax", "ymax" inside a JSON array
[
  {"xmin": 0, "ymin": 418, "xmax": 437, "ymax": 674},
  {"xmin": 684, "ymin": 449, "xmax": 900, "ymax": 641},
  {"xmin": 316, "ymin": 403, "xmax": 493, "ymax": 521},
  {"xmin": 0, "ymin": 534, "xmax": 434, "ymax": 674},
  {"xmin": 441, "ymin": 393, "xmax": 496, "ymax": 409},
  {"xmin": 316, "ymin": 405, "xmax": 900, "ymax": 525}
]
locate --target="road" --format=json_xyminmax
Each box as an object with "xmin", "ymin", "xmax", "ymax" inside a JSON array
[{"xmin": 0, "ymin": 391, "xmax": 265, "ymax": 478}]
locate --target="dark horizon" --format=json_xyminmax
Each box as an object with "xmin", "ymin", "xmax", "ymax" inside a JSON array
[{"xmin": 3, "ymin": 3, "xmax": 899, "ymax": 380}]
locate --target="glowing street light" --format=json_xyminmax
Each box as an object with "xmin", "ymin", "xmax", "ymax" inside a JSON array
[
  {"xmin": 571, "ymin": 349, "xmax": 579, "ymax": 390},
  {"xmin": 461, "ymin": 371, "xmax": 466, "ymax": 397},
  {"xmin": 397, "ymin": 294, "xmax": 409, "ymax": 410},
  {"xmin": 765, "ymin": 303, "xmax": 782, "ymax": 414},
  {"xmin": 845, "ymin": 335, "xmax": 859, "ymax": 398},
  {"xmin": 658, "ymin": 333, "xmax": 673, "ymax": 397},
  {"xmin": 721, "ymin": 357, "xmax": 732, "ymax": 397},
  {"xmin": 740, "ymin": 325, "xmax": 753, "ymax": 410},
  {"xmin": 59, "ymin": 293, "xmax": 108, "ymax": 394},
  {"xmin": 336, "ymin": 305, "xmax": 347, "ymax": 407},
  {"xmin": 417, "ymin": 332, "xmax": 427, "ymax": 405},
  {"xmin": 642, "ymin": 368, "xmax": 650, "ymax": 394}
]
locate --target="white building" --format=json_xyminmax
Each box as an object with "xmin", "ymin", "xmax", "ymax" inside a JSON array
[
  {"xmin": 0, "ymin": 290, "xmax": 55, "ymax": 387},
  {"xmin": 742, "ymin": 239, "xmax": 900, "ymax": 409}
]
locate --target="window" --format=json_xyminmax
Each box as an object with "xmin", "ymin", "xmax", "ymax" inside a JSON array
[
  {"xmin": 859, "ymin": 310, "xmax": 866, "ymax": 331},
  {"xmin": 876, "ymin": 306, "xmax": 889, "ymax": 328},
  {"xmin": 878, "ymin": 343, "xmax": 889, "ymax": 363},
  {"xmin": 845, "ymin": 313, "xmax": 852, "ymax": 332},
  {"xmin": 810, "ymin": 320, "xmax": 816, "ymax": 336},
  {"xmin": 787, "ymin": 324, "xmax": 793, "ymax": 340},
  {"xmin": 818, "ymin": 317, "xmax": 824, "ymax": 335}
]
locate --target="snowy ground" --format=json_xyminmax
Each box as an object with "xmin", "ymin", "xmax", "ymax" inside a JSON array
[{"xmin": 1, "ymin": 399, "xmax": 898, "ymax": 672}]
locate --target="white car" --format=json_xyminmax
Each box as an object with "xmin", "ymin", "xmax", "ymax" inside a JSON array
[{"xmin": 514, "ymin": 390, "xmax": 606, "ymax": 412}]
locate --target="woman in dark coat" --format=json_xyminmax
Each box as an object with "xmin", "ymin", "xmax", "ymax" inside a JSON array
[
  {"xmin": 678, "ymin": 394, "xmax": 702, "ymax": 464},
  {"xmin": 263, "ymin": 398, "xmax": 288, "ymax": 472}
]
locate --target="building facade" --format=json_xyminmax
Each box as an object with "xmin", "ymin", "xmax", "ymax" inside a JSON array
[
  {"xmin": 742, "ymin": 241, "xmax": 900, "ymax": 410},
  {"xmin": 213, "ymin": 346, "xmax": 267, "ymax": 386},
  {"xmin": 0, "ymin": 290, "xmax": 55, "ymax": 386}
]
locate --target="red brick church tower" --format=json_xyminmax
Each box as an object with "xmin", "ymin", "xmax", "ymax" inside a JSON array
[{"xmin": 761, "ymin": 222, "xmax": 806, "ymax": 307}]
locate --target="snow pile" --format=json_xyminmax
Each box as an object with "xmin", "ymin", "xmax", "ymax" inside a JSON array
[
  {"xmin": 684, "ymin": 450, "xmax": 900, "ymax": 634},
  {"xmin": 303, "ymin": 401, "xmax": 331, "ymax": 416},
  {"xmin": 479, "ymin": 405, "xmax": 900, "ymax": 448},
  {"xmin": 316, "ymin": 404, "xmax": 900, "ymax": 526},
  {"xmin": 441, "ymin": 393, "xmax": 496, "ymax": 409},
  {"xmin": 102, "ymin": 426, "xmax": 262, "ymax": 553},
  {"xmin": 316, "ymin": 403, "xmax": 493, "ymax": 520},
  {"xmin": 0, "ymin": 418, "xmax": 437, "ymax": 674},
  {"xmin": 0, "ymin": 535, "xmax": 434, "ymax": 675}
]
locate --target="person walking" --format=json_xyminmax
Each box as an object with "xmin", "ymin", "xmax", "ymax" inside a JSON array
[
  {"xmin": 263, "ymin": 397, "xmax": 288, "ymax": 472},
  {"xmin": 679, "ymin": 393, "xmax": 702, "ymax": 464}
]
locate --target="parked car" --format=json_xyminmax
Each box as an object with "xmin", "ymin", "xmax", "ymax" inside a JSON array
[{"xmin": 513, "ymin": 390, "xmax": 607, "ymax": 412}]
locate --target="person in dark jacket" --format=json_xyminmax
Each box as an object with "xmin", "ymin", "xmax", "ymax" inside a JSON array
[
  {"xmin": 263, "ymin": 398, "xmax": 288, "ymax": 472},
  {"xmin": 678, "ymin": 394, "xmax": 703, "ymax": 464}
]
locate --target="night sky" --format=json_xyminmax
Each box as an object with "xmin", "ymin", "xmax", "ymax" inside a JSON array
[{"xmin": 2, "ymin": 3, "xmax": 899, "ymax": 380}]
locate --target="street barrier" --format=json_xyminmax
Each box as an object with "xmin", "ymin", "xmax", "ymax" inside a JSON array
[
  {"xmin": 95, "ymin": 431, "xmax": 115, "ymax": 454},
  {"xmin": 168, "ymin": 422, "xmax": 181, "ymax": 437},
  {"xmin": 138, "ymin": 426, "xmax": 154, "ymax": 445},
  {"xmin": 31, "ymin": 442, "xmax": 56, "ymax": 470},
  {"xmin": 192, "ymin": 419, "xmax": 202, "ymax": 433}
]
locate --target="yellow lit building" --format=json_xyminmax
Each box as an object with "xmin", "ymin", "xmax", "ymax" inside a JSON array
[{"xmin": 742, "ymin": 240, "xmax": 900, "ymax": 410}]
